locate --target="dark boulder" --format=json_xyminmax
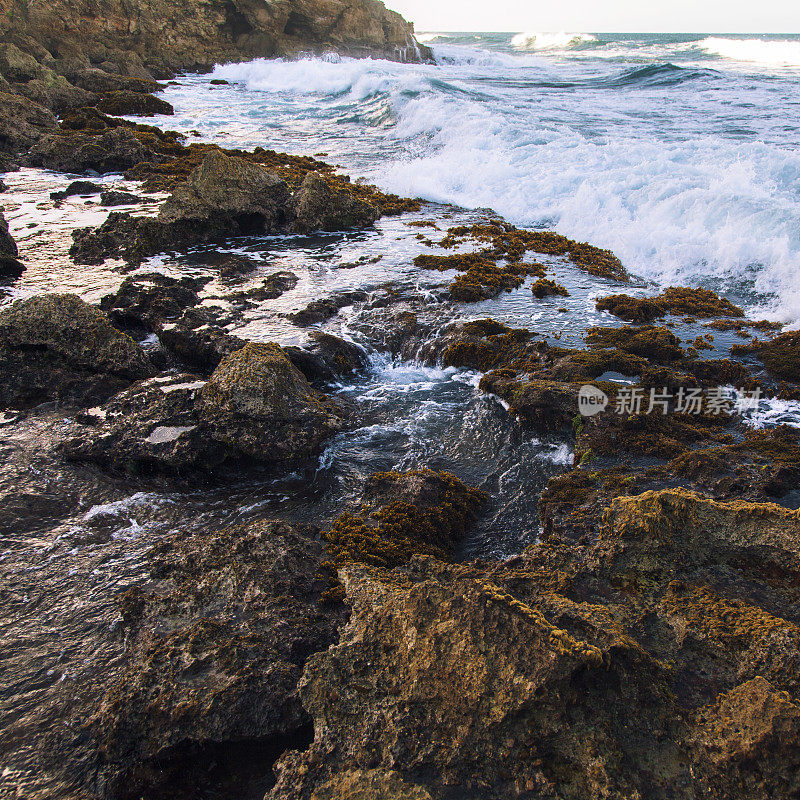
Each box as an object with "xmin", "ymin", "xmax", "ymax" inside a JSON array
[
  {"xmin": 0, "ymin": 211, "xmax": 24, "ymax": 278},
  {"xmin": 50, "ymin": 180, "xmax": 102, "ymax": 200},
  {"xmin": 0, "ymin": 293, "xmax": 154, "ymax": 407},
  {"xmin": 99, "ymin": 189, "xmax": 143, "ymax": 206},
  {"xmin": 293, "ymin": 171, "xmax": 379, "ymax": 232},
  {"xmin": 96, "ymin": 90, "xmax": 174, "ymax": 117}
]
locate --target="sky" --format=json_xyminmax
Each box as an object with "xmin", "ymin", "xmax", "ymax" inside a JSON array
[{"xmin": 388, "ymin": 0, "xmax": 800, "ymax": 34}]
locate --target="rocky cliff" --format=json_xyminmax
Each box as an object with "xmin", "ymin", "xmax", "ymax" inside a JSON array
[{"xmin": 0, "ymin": 0, "xmax": 430, "ymax": 76}]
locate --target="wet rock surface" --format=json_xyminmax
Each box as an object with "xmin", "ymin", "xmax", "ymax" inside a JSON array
[
  {"xmin": 93, "ymin": 518, "xmax": 342, "ymax": 799},
  {"xmin": 0, "ymin": 293, "xmax": 154, "ymax": 407},
  {"xmin": 271, "ymin": 489, "xmax": 800, "ymax": 800},
  {"xmin": 0, "ymin": 210, "xmax": 24, "ymax": 277}
]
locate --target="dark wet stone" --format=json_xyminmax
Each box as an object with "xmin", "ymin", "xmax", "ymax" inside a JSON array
[
  {"xmin": 96, "ymin": 90, "xmax": 174, "ymax": 117},
  {"xmin": 0, "ymin": 293, "xmax": 154, "ymax": 407},
  {"xmin": 50, "ymin": 180, "xmax": 103, "ymax": 200}
]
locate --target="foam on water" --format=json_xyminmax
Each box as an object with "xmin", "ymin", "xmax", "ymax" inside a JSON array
[
  {"xmin": 700, "ymin": 37, "xmax": 800, "ymax": 68},
  {"xmin": 172, "ymin": 33, "xmax": 800, "ymax": 324},
  {"xmin": 511, "ymin": 31, "xmax": 598, "ymax": 51}
]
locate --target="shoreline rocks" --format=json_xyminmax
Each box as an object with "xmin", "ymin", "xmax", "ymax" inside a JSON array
[
  {"xmin": 0, "ymin": 294, "xmax": 154, "ymax": 407},
  {"xmin": 63, "ymin": 342, "xmax": 349, "ymax": 474},
  {"xmin": 0, "ymin": 210, "xmax": 24, "ymax": 278}
]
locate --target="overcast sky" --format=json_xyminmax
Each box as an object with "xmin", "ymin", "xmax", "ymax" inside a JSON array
[{"xmin": 388, "ymin": 0, "xmax": 800, "ymax": 34}]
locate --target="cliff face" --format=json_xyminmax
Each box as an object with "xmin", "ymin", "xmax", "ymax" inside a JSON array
[{"xmin": 1, "ymin": 0, "xmax": 430, "ymax": 75}]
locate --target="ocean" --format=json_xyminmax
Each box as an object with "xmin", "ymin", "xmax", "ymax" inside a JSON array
[{"xmin": 143, "ymin": 31, "xmax": 800, "ymax": 325}]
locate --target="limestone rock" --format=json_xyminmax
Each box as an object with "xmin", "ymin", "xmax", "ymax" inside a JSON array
[
  {"xmin": 293, "ymin": 171, "xmax": 379, "ymax": 232},
  {"xmin": 199, "ymin": 341, "xmax": 346, "ymax": 462},
  {"xmin": 0, "ymin": 293, "xmax": 154, "ymax": 407}
]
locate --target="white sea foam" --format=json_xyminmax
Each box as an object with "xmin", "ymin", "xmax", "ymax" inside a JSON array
[
  {"xmin": 511, "ymin": 31, "xmax": 597, "ymax": 51},
  {"xmin": 184, "ymin": 42, "xmax": 800, "ymax": 325},
  {"xmin": 700, "ymin": 37, "xmax": 800, "ymax": 68}
]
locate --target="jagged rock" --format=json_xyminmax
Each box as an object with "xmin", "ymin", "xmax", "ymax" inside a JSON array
[
  {"xmin": 270, "ymin": 489, "xmax": 800, "ymax": 800},
  {"xmin": 285, "ymin": 331, "xmax": 370, "ymax": 384},
  {"xmin": 28, "ymin": 126, "xmax": 161, "ymax": 174},
  {"xmin": 91, "ymin": 519, "xmax": 342, "ymax": 798},
  {"xmin": 293, "ymin": 171, "xmax": 379, "ymax": 232},
  {"xmin": 0, "ymin": 90, "xmax": 58, "ymax": 153},
  {"xmin": 0, "ymin": 210, "xmax": 24, "ymax": 278},
  {"xmin": 198, "ymin": 341, "xmax": 347, "ymax": 462},
  {"xmin": 230, "ymin": 270, "xmax": 298, "ymax": 299},
  {"xmin": 50, "ymin": 180, "xmax": 103, "ymax": 200},
  {"xmin": 99, "ymin": 189, "xmax": 142, "ymax": 206},
  {"xmin": 0, "ymin": 293, "xmax": 154, "ymax": 407},
  {"xmin": 96, "ymin": 90, "xmax": 174, "ymax": 117}
]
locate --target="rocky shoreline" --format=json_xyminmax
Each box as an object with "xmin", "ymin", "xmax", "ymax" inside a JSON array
[{"xmin": 2, "ymin": 11, "xmax": 800, "ymax": 800}]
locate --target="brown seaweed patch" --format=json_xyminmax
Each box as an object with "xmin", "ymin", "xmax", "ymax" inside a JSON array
[
  {"xmin": 586, "ymin": 325, "xmax": 686, "ymax": 362},
  {"xmin": 732, "ymin": 331, "xmax": 800, "ymax": 384},
  {"xmin": 597, "ymin": 287, "xmax": 745, "ymax": 323},
  {"xmin": 437, "ymin": 221, "xmax": 626, "ymax": 280},
  {"xmin": 531, "ymin": 278, "xmax": 569, "ymax": 299},
  {"xmin": 321, "ymin": 469, "xmax": 487, "ymax": 601},
  {"xmin": 413, "ymin": 252, "xmax": 545, "ymax": 302}
]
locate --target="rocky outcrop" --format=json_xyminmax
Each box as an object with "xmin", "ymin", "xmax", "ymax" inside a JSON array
[
  {"xmin": 94, "ymin": 518, "xmax": 343, "ymax": 799},
  {"xmin": 271, "ymin": 489, "xmax": 800, "ymax": 800},
  {"xmin": 0, "ymin": 293, "xmax": 154, "ymax": 407},
  {"xmin": 70, "ymin": 151, "xmax": 387, "ymax": 263},
  {"xmin": 199, "ymin": 341, "xmax": 347, "ymax": 462},
  {"xmin": 0, "ymin": 210, "xmax": 24, "ymax": 277},
  {"xmin": 0, "ymin": 0, "xmax": 431, "ymax": 79},
  {"xmin": 63, "ymin": 341, "xmax": 348, "ymax": 473},
  {"xmin": 96, "ymin": 90, "xmax": 174, "ymax": 117},
  {"xmin": 293, "ymin": 171, "xmax": 380, "ymax": 232}
]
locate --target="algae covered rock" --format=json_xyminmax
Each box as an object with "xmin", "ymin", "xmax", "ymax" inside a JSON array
[
  {"xmin": 158, "ymin": 150, "xmax": 291, "ymax": 231},
  {"xmin": 200, "ymin": 341, "xmax": 346, "ymax": 462},
  {"xmin": 93, "ymin": 518, "xmax": 342, "ymax": 799},
  {"xmin": 0, "ymin": 293, "xmax": 153, "ymax": 407},
  {"xmin": 96, "ymin": 89, "xmax": 174, "ymax": 116},
  {"xmin": 293, "ymin": 171, "xmax": 379, "ymax": 232}
]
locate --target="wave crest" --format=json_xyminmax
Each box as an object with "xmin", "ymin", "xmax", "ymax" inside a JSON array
[
  {"xmin": 700, "ymin": 37, "xmax": 800, "ymax": 67},
  {"xmin": 511, "ymin": 31, "xmax": 597, "ymax": 51}
]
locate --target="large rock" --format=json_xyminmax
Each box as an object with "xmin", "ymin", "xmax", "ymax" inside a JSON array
[
  {"xmin": 92, "ymin": 518, "xmax": 342, "ymax": 799},
  {"xmin": 159, "ymin": 150, "xmax": 291, "ymax": 230},
  {"xmin": 0, "ymin": 211, "xmax": 25, "ymax": 278},
  {"xmin": 27, "ymin": 126, "xmax": 161, "ymax": 173},
  {"xmin": 293, "ymin": 171, "xmax": 380, "ymax": 232},
  {"xmin": 199, "ymin": 341, "xmax": 347, "ymax": 463},
  {"xmin": 0, "ymin": 0, "xmax": 432, "ymax": 77},
  {"xmin": 64, "ymin": 342, "xmax": 348, "ymax": 472},
  {"xmin": 270, "ymin": 489, "xmax": 800, "ymax": 800},
  {"xmin": 0, "ymin": 293, "xmax": 154, "ymax": 407}
]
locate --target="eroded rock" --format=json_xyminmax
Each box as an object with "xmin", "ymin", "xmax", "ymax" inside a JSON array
[{"xmin": 0, "ymin": 293, "xmax": 153, "ymax": 407}]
